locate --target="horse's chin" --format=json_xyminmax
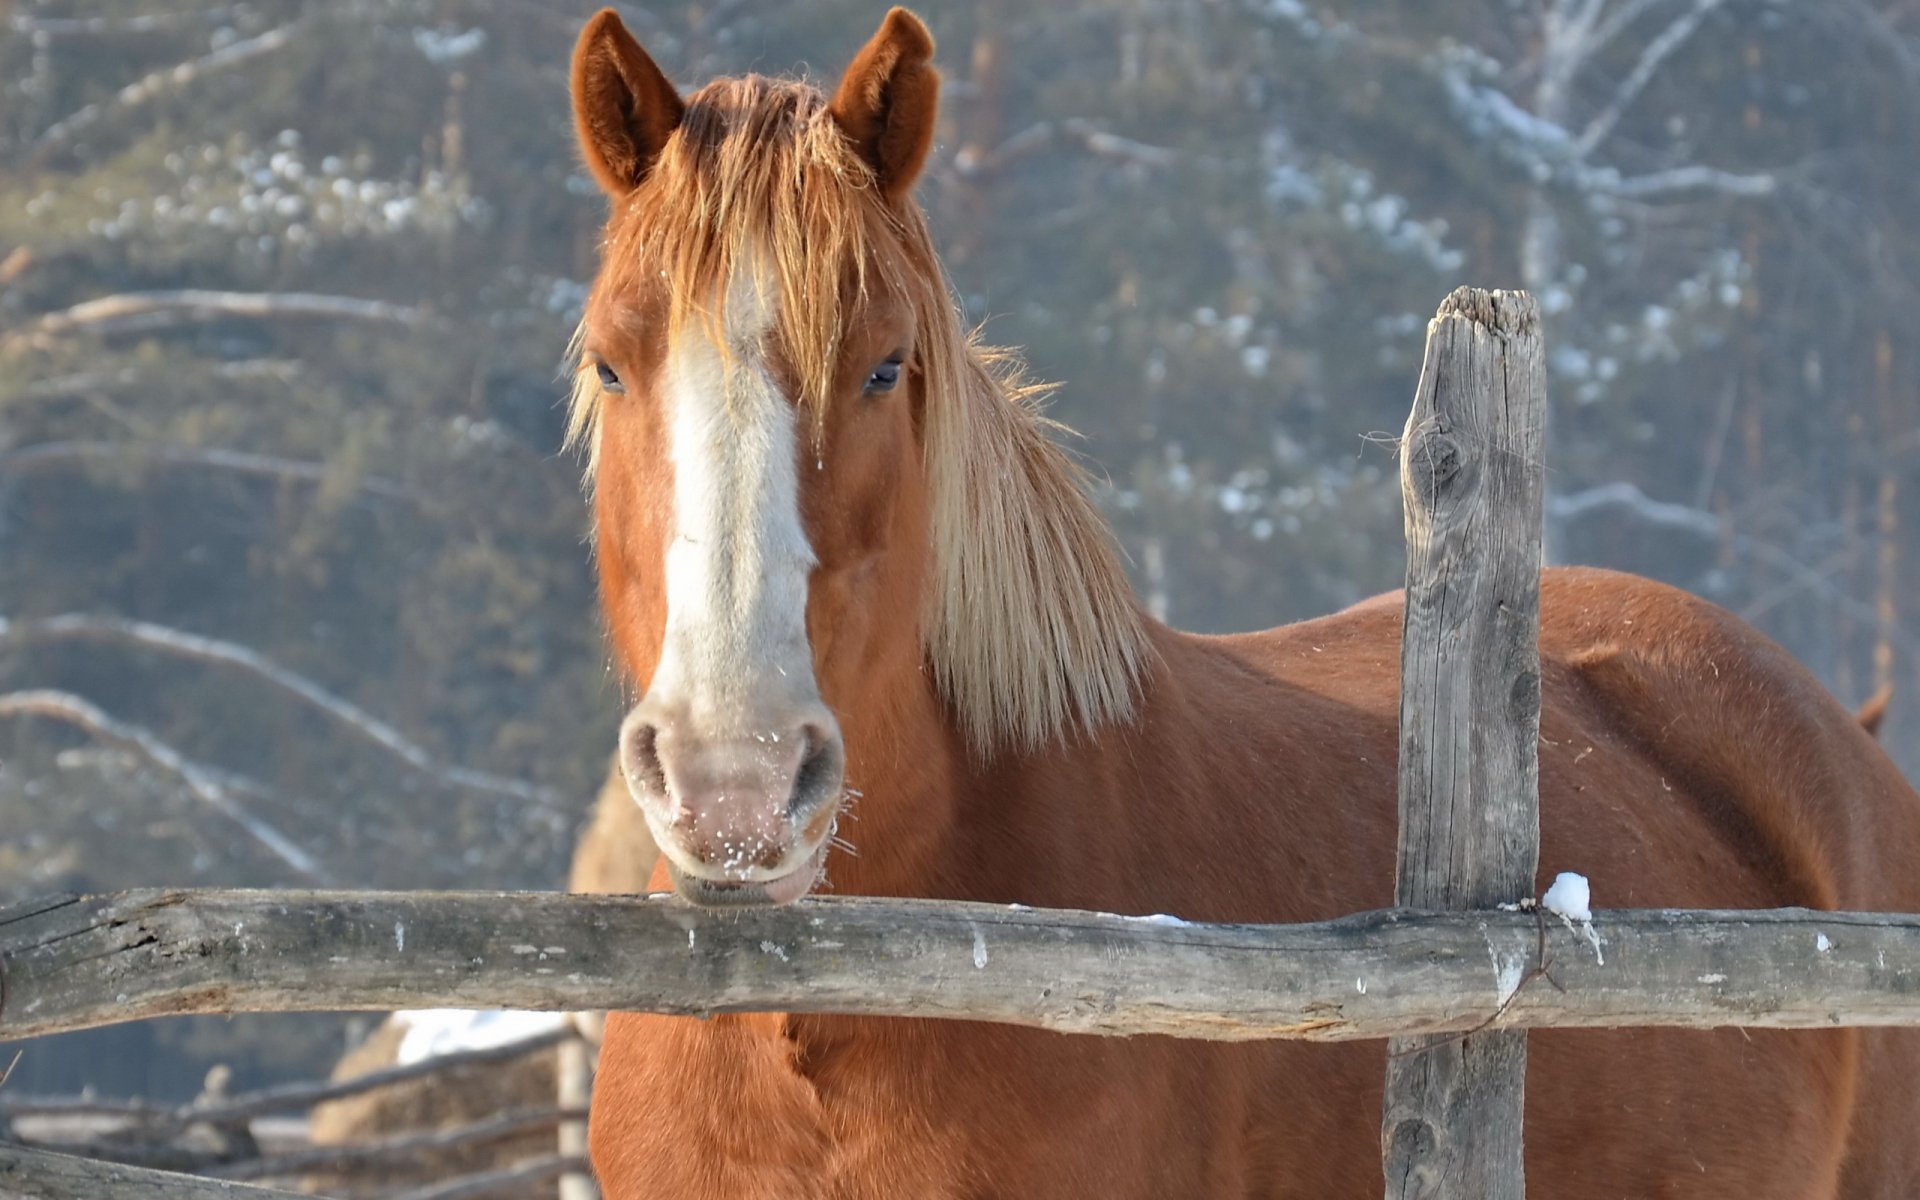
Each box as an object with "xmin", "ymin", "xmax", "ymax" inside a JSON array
[{"xmin": 666, "ymin": 844, "xmax": 827, "ymax": 908}]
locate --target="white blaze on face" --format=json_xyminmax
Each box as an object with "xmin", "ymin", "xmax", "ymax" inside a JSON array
[
  {"xmin": 609, "ymin": 252, "xmax": 844, "ymax": 904},
  {"xmin": 649, "ymin": 262, "xmax": 818, "ymax": 725},
  {"xmin": 621, "ymin": 254, "xmax": 844, "ymax": 900}
]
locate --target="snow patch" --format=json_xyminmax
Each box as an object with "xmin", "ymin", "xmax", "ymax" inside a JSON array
[
  {"xmin": 393, "ymin": 1009, "xmax": 570, "ymax": 1066},
  {"xmin": 1487, "ymin": 938, "xmax": 1527, "ymax": 1007}
]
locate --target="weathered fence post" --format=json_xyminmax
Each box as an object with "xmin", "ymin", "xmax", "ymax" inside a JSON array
[
  {"xmin": 556, "ymin": 1023, "xmax": 599, "ymax": 1200},
  {"xmin": 1381, "ymin": 287, "xmax": 1546, "ymax": 1200}
]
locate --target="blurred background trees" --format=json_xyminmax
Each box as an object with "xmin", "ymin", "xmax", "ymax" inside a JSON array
[{"xmin": 4, "ymin": 0, "xmax": 1918, "ymax": 1093}]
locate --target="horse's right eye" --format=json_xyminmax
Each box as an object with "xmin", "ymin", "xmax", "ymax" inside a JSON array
[{"xmin": 596, "ymin": 362, "xmax": 625, "ymax": 394}]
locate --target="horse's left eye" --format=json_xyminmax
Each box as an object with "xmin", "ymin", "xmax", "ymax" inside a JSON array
[
  {"xmin": 865, "ymin": 359, "xmax": 903, "ymax": 394},
  {"xmin": 596, "ymin": 362, "xmax": 625, "ymax": 394}
]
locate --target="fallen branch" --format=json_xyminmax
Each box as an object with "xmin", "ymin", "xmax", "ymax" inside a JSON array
[
  {"xmin": 1, "ymin": 441, "xmax": 419, "ymax": 504},
  {"xmin": 35, "ymin": 23, "xmax": 303, "ymax": 152},
  {"xmin": 0, "ymin": 617, "xmax": 558, "ymax": 809},
  {"xmin": 5, "ymin": 290, "xmax": 426, "ymax": 352},
  {"xmin": 10, "ymin": 11, "xmax": 237, "ymax": 37},
  {"xmin": 0, "ymin": 695, "xmax": 327, "ymax": 883},
  {"xmin": 4, "ymin": 890, "xmax": 1920, "ymax": 1044}
]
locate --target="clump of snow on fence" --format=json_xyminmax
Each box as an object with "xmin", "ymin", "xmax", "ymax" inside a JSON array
[
  {"xmin": 1543, "ymin": 872, "xmax": 1604, "ymax": 964},
  {"xmin": 1542, "ymin": 872, "xmax": 1590, "ymax": 922}
]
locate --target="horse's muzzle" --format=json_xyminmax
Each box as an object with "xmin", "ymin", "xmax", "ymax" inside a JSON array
[{"xmin": 618, "ymin": 701, "xmax": 844, "ymax": 905}]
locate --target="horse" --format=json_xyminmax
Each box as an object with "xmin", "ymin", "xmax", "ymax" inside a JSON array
[{"xmin": 562, "ymin": 8, "xmax": 1920, "ymax": 1196}]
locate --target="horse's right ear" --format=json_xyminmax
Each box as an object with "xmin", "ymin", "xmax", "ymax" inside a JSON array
[{"xmin": 571, "ymin": 9, "xmax": 684, "ymax": 197}]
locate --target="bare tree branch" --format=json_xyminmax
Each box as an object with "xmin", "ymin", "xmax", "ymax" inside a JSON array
[
  {"xmin": 1549, "ymin": 482, "xmax": 1920, "ymax": 655},
  {"xmin": 1, "ymin": 441, "xmax": 419, "ymax": 503},
  {"xmin": 1822, "ymin": 0, "xmax": 1920, "ymax": 99},
  {"xmin": 0, "ymin": 615, "xmax": 560, "ymax": 810},
  {"xmin": 1559, "ymin": 0, "xmax": 1610, "ymax": 45},
  {"xmin": 34, "ymin": 22, "xmax": 304, "ymax": 152},
  {"xmin": 1574, "ymin": 0, "xmax": 1727, "ymax": 157},
  {"xmin": 1598, "ymin": 164, "xmax": 1779, "ymax": 196},
  {"xmin": 5, "ymin": 290, "xmax": 427, "ymax": 352},
  {"xmin": 953, "ymin": 118, "xmax": 1177, "ymax": 179},
  {"xmin": 1588, "ymin": 0, "xmax": 1681, "ymax": 65},
  {"xmin": 17, "ymin": 369, "xmax": 144, "ymax": 399},
  {"xmin": 1541, "ymin": 0, "xmax": 1611, "ymax": 92},
  {"xmin": 0, "ymin": 690, "xmax": 328, "ymax": 882},
  {"xmin": 9, "ymin": 11, "xmax": 237, "ymax": 37}
]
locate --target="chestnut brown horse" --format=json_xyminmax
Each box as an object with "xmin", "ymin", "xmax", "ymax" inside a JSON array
[{"xmin": 565, "ymin": 8, "xmax": 1920, "ymax": 1197}]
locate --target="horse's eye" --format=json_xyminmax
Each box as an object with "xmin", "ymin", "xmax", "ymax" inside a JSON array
[
  {"xmin": 596, "ymin": 362, "xmax": 625, "ymax": 394},
  {"xmin": 865, "ymin": 359, "xmax": 903, "ymax": 394}
]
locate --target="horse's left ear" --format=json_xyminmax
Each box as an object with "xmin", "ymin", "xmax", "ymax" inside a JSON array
[{"xmin": 829, "ymin": 8, "xmax": 939, "ymax": 202}]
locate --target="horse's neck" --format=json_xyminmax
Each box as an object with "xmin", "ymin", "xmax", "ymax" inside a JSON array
[
  {"xmin": 823, "ymin": 646, "xmax": 1156, "ymax": 906},
  {"xmin": 825, "ymin": 671, "xmax": 974, "ymax": 898}
]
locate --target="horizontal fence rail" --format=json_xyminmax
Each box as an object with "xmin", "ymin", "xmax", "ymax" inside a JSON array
[
  {"xmin": 4, "ymin": 889, "xmax": 1920, "ymax": 1043},
  {"xmin": 0, "ymin": 1144, "xmax": 312, "ymax": 1200}
]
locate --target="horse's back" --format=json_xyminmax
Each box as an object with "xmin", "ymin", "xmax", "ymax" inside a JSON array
[
  {"xmin": 1196, "ymin": 565, "xmax": 1920, "ymax": 1197},
  {"xmin": 1216, "ymin": 566, "xmax": 1919, "ymax": 907}
]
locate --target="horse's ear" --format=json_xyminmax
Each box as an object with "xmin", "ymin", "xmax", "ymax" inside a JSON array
[
  {"xmin": 571, "ymin": 9, "xmax": 684, "ymax": 197},
  {"xmin": 829, "ymin": 8, "xmax": 939, "ymax": 202}
]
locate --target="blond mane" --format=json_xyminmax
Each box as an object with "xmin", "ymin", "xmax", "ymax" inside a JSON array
[{"xmin": 568, "ymin": 75, "xmax": 1151, "ymax": 754}]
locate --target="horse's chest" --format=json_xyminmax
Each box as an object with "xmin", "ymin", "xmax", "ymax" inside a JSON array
[
  {"xmin": 592, "ymin": 1011, "xmax": 1314, "ymax": 1199},
  {"xmin": 590, "ymin": 1012, "xmax": 976, "ymax": 1200}
]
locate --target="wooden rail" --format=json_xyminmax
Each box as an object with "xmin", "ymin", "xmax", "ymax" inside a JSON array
[{"xmin": 5, "ymin": 889, "xmax": 1920, "ymax": 1044}]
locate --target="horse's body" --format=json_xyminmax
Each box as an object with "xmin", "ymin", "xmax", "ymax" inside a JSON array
[{"xmin": 562, "ymin": 9, "xmax": 1920, "ymax": 1196}]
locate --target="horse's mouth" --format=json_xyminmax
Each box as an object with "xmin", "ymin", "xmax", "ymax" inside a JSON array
[{"xmin": 665, "ymin": 842, "xmax": 827, "ymax": 908}]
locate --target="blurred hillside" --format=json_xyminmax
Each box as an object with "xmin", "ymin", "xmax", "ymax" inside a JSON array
[{"xmin": 4, "ymin": 0, "xmax": 1919, "ymax": 1094}]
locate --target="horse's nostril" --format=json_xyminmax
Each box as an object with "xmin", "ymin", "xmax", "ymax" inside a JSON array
[
  {"xmin": 624, "ymin": 722, "xmax": 669, "ymax": 806},
  {"xmin": 789, "ymin": 723, "xmax": 844, "ymax": 819}
]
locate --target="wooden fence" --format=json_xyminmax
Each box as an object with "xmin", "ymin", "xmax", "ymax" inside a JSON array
[
  {"xmin": 4, "ymin": 287, "xmax": 1919, "ymax": 1200},
  {"xmin": 1, "ymin": 1024, "xmax": 587, "ymax": 1198}
]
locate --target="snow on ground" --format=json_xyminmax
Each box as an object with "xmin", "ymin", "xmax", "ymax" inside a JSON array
[{"xmin": 392, "ymin": 1009, "xmax": 572, "ymax": 1065}]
